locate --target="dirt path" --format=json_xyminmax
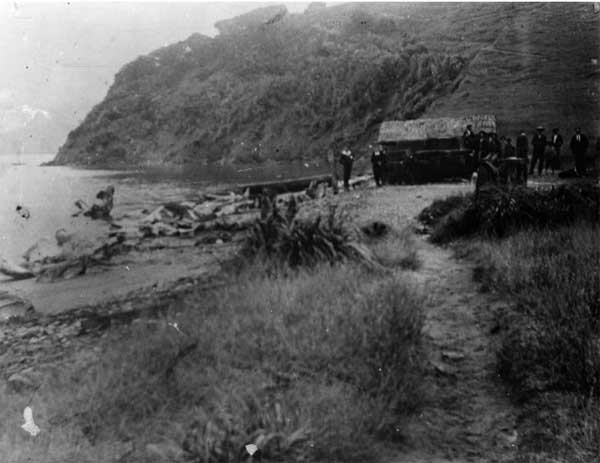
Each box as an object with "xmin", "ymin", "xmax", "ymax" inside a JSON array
[
  {"xmin": 322, "ymin": 185, "xmax": 518, "ymax": 462},
  {"xmin": 389, "ymin": 238, "xmax": 517, "ymax": 463}
]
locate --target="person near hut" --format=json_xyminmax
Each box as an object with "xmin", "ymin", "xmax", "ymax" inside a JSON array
[
  {"xmin": 529, "ymin": 126, "xmax": 547, "ymax": 176},
  {"xmin": 498, "ymin": 135, "xmax": 507, "ymax": 158},
  {"xmin": 570, "ymin": 127, "xmax": 589, "ymax": 176},
  {"xmin": 463, "ymin": 124, "xmax": 476, "ymax": 151},
  {"xmin": 515, "ymin": 130, "xmax": 529, "ymax": 182},
  {"xmin": 371, "ymin": 144, "xmax": 387, "ymax": 187},
  {"xmin": 516, "ymin": 130, "xmax": 529, "ymax": 159},
  {"xmin": 547, "ymin": 128, "xmax": 563, "ymax": 175},
  {"xmin": 339, "ymin": 146, "xmax": 354, "ymax": 191},
  {"xmin": 463, "ymin": 124, "xmax": 479, "ymax": 172},
  {"xmin": 476, "ymin": 131, "xmax": 488, "ymax": 159},
  {"xmin": 482, "ymin": 133, "xmax": 501, "ymax": 163},
  {"xmin": 491, "ymin": 133, "xmax": 502, "ymax": 157},
  {"xmin": 463, "ymin": 125, "xmax": 478, "ymax": 172},
  {"xmin": 504, "ymin": 137, "xmax": 516, "ymax": 158}
]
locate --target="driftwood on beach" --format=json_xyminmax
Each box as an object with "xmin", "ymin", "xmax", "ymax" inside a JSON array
[{"xmin": 0, "ymin": 173, "xmax": 357, "ymax": 285}]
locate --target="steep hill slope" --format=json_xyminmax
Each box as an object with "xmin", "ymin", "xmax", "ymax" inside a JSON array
[
  {"xmin": 51, "ymin": 3, "xmax": 599, "ymax": 167},
  {"xmin": 427, "ymin": 2, "xmax": 600, "ymax": 138}
]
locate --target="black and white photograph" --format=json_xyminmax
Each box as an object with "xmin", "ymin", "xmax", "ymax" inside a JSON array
[{"xmin": 1, "ymin": 1, "xmax": 599, "ymax": 461}]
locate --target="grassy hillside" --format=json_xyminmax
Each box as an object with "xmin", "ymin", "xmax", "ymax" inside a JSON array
[
  {"xmin": 51, "ymin": 3, "xmax": 599, "ymax": 167},
  {"xmin": 427, "ymin": 3, "xmax": 600, "ymax": 138}
]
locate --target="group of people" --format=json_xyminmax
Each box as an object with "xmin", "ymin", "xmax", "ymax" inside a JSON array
[
  {"xmin": 337, "ymin": 144, "xmax": 387, "ymax": 191},
  {"xmin": 462, "ymin": 124, "xmax": 591, "ymax": 177},
  {"xmin": 335, "ymin": 124, "xmax": 592, "ymax": 191}
]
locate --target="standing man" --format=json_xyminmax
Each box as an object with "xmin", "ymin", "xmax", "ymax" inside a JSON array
[
  {"xmin": 463, "ymin": 125, "xmax": 477, "ymax": 172},
  {"xmin": 570, "ymin": 127, "xmax": 589, "ymax": 176},
  {"xmin": 371, "ymin": 144, "xmax": 387, "ymax": 187},
  {"xmin": 463, "ymin": 124, "xmax": 476, "ymax": 150},
  {"xmin": 516, "ymin": 130, "xmax": 529, "ymax": 182},
  {"xmin": 516, "ymin": 130, "xmax": 529, "ymax": 158},
  {"xmin": 339, "ymin": 146, "xmax": 354, "ymax": 191},
  {"xmin": 477, "ymin": 131, "xmax": 488, "ymax": 159},
  {"xmin": 530, "ymin": 126, "xmax": 547, "ymax": 176},
  {"xmin": 491, "ymin": 133, "xmax": 502, "ymax": 157},
  {"xmin": 548, "ymin": 128, "xmax": 563, "ymax": 175},
  {"xmin": 504, "ymin": 137, "xmax": 516, "ymax": 158}
]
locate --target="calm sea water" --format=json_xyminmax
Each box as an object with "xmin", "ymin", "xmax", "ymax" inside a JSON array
[{"xmin": 0, "ymin": 154, "xmax": 326, "ymax": 264}]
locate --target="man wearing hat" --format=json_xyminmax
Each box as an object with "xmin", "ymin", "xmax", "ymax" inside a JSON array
[
  {"xmin": 529, "ymin": 126, "xmax": 547, "ymax": 176},
  {"xmin": 570, "ymin": 127, "xmax": 589, "ymax": 176},
  {"xmin": 548, "ymin": 128, "xmax": 563, "ymax": 174},
  {"xmin": 462, "ymin": 124, "xmax": 476, "ymax": 151}
]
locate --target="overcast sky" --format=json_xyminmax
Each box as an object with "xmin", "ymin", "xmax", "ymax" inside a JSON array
[{"xmin": 0, "ymin": 2, "xmax": 309, "ymax": 147}]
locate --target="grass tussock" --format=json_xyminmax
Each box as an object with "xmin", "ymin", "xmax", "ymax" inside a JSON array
[
  {"xmin": 244, "ymin": 200, "xmax": 380, "ymax": 269},
  {"xmin": 0, "ymin": 261, "xmax": 424, "ymax": 462},
  {"xmin": 420, "ymin": 183, "xmax": 599, "ymax": 243}
]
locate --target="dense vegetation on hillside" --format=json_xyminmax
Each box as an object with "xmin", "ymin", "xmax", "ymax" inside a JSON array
[
  {"xmin": 51, "ymin": 4, "xmax": 471, "ymax": 166},
  {"xmin": 52, "ymin": 3, "xmax": 599, "ymax": 167}
]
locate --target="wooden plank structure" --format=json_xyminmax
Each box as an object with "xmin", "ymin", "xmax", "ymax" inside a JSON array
[
  {"xmin": 233, "ymin": 174, "xmax": 333, "ymax": 197},
  {"xmin": 377, "ymin": 114, "xmax": 497, "ymax": 184}
]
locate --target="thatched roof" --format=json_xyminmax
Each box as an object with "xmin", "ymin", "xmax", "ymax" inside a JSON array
[{"xmin": 377, "ymin": 115, "xmax": 496, "ymax": 143}]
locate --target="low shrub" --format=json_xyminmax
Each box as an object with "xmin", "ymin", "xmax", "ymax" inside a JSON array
[
  {"xmin": 416, "ymin": 193, "xmax": 471, "ymax": 227},
  {"xmin": 420, "ymin": 183, "xmax": 599, "ymax": 243}
]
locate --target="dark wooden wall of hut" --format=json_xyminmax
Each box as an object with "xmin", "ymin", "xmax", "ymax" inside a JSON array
[{"xmin": 382, "ymin": 138, "xmax": 472, "ymax": 184}]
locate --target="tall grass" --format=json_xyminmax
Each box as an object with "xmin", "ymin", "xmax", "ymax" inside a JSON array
[
  {"xmin": 471, "ymin": 225, "xmax": 600, "ymax": 397},
  {"xmin": 464, "ymin": 223, "xmax": 600, "ymax": 459},
  {"xmin": 0, "ymin": 261, "xmax": 424, "ymax": 462}
]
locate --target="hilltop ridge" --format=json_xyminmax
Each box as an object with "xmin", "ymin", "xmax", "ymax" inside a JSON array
[{"xmin": 51, "ymin": 3, "xmax": 599, "ymax": 167}]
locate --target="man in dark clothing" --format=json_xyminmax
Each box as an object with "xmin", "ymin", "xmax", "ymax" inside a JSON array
[
  {"xmin": 504, "ymin": 138, "xmax": 516, "ymax": 158},
  {"xmin": 570, "ymin": 128, "xmax": 589, "ymax": 176},
  {"xmin": 482, "ymin": 133, "xmax": 501, "ymax": 163},
  {"xmin": 463, "ymin": 125, "xmax": 476, "ymax": 151},
  {"xmin": 339, "ymin": 147, "xmax": 354, "ymax": 191},
  {"xmin": 515, "ymin": 131, "xmax": 529, "ymax": 182},
  {"xmin": 490, "ymin": 133, "xmax": 502, "ymax": 157},
  {"xmin": 516, "ymin": 130, "xmax": 528, "ymax": 159},
  {"xmin": 530, "ymin": 126, "xmax": 547, "ymax": 176},
  {"xmin": 547, "ymin": 128, "xmax": 563, "ymax": 174},
  {"xmin": 371, "ymin": 144, "xmax": 387, "ymax": 187},
  {"xmin": 477, "ymin": 131, "xmax": 488, "ymax": 158},
  {"xmin": 463, "ymin": 125, "xmax": 477, "ymax": 171}
]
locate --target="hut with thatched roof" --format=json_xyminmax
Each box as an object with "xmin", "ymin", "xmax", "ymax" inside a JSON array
[{"xmin": 377, "ymin": 114, "xmax": 496, "ymax": 183}]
